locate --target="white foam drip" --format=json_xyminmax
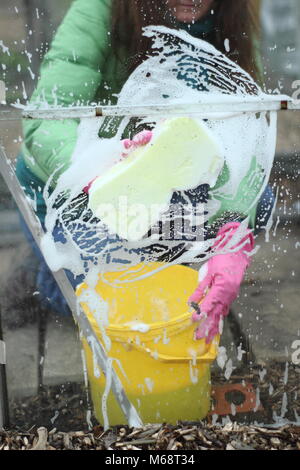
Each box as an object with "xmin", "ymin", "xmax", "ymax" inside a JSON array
[
  {"xmin": 217, "ymin": 346, "xmax": 227, "ymax": 369},
  {"xmin": 128, "ymin": 322, "xmax": 150, "ymax": 333},
  {"xmin": 145, "ymin": 377, "xmax": 154, "ymax": 392},
  {"xmin": 101, "ymin": 357, "xmax": 113, "ymax": 430},
  {"xmin": 189, "ymin": 360, "xmax": 199, "ymax": 384},
  {"xmin": 80, "ymin": 288, "xmax": 111, "ymax": 351}
]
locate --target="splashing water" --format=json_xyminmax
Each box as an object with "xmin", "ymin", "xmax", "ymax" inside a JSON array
[
  {"xmin": 38, "ymin": 26, "xmax": 278, "ymax": 425},
  {"xmin": 42, "ymin": 26, "xmax": 277, "ymax": 280}
]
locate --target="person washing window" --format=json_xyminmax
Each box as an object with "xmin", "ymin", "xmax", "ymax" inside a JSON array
[{"xmin": 16, "ymin": 0, "xmax": 274, "ymax": 342}]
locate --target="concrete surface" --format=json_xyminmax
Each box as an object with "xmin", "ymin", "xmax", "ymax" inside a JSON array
[
  {"xmin": 5, "ymin": 325, "xmax": 39, "ymax": 397},
  {"xmin": 4, "ymin": 316, "xmax": 84, "ymax": 398},
  {"xmin": 233, "ymin": 224, "xmax": 300, "ymax": 363},
  {"xmin": 42, "ymin": 317, "xmax": 84, "ymax": 388}
]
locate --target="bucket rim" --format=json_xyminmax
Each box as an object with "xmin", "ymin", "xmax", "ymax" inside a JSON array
[{"xmin": 104, "ymin": 310, "xmax": 192, "ymax": 335}]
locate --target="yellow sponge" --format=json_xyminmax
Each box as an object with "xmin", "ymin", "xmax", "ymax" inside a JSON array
[{"xmin": 88, "ymin": 117, "xmax": 223, "ymax": 241}]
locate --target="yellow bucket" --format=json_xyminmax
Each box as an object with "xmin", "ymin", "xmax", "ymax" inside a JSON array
[{"xmin": 77, "ymin": 262, "xmax": 219, "ymax": 425}]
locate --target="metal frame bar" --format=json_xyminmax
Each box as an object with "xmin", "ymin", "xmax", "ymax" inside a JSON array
[
  {"xmin": 0, "ymin": 94, "xmax": 299, "ymax": 121},
  {"xmin": 0, "ymin": 145, "xmax": 143, "ymax": 429}
]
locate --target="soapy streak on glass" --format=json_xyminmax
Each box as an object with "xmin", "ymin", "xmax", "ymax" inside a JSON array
[
  {"xmin": 62, "ymin": 200, "xmax": 207, "ymax": 244},
  {"xmin": 38, "ymin": 26, "xmax": 278, "ymax": 427}
]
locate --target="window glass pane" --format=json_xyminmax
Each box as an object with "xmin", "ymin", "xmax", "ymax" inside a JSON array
[{"xmin": 0, "ymin": 0, "xmax": 299, "ymax": 434}]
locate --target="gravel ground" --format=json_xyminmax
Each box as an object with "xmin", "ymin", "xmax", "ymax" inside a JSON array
[
  {"xmin": 6, "ymin": 361, "xmax": 299, "ymax": 431},
  {"xmin": 1, "ymin": 422, "xmax": 300, "ymax": 451},
  {"xmin": 2, "ymin": 359, "xmax": 298, "ymax": 451}
]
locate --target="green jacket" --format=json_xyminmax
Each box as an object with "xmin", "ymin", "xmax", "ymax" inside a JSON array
[
  {"xmin": 18, "ymin": 0, "xmax": 261, "ymax": 227},
  {"xmin": 21, "ymin": 0, "xmax": 126, "ymax": 184}
]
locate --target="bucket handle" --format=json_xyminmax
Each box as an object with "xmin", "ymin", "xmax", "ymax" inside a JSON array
[{"xmin": 126, "ymin": 338, "xmax": 219, "ymax": 364}]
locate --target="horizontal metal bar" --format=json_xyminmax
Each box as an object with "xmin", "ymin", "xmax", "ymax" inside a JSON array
[{"xmin": 0, "ymin": 95, "xmax": 299, "ymax": 120}]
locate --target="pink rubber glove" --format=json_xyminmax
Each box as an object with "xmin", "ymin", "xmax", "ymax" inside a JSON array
[
  {"xmin": 83, "ymin": 130, "xmax": 153, "ymax": 194},
  {"xmin": 189, "ymin": 222, "xmax": 254, "ymax": 344},
  {"xmin": 83, "ymin": 177, "xmax": 97, "ymax": 194},
  {"xmin": 121, "ymin": 129, "xmax": 153, "ymax": 156}
]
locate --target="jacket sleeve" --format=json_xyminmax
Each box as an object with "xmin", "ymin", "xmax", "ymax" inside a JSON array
[
  {"xmin": 22, "ymin": 0, "xmax": 112, "ymax": 185},
  {"xmin": 208, "ymin": 156, "xmax": 264, "ymax": 230}
]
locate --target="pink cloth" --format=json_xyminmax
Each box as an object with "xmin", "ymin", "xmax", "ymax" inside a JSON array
[
  {"xmin": 189, "ymin": 222, "xmax": 254, "ymax": 344},
  {"xmin": 83, "ymin": 130, "xmax": 153, "ymax": 193}
]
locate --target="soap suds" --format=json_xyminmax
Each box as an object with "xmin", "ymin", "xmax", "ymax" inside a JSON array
[{"xmin": 38, "ymin": 26, "xmax": 278, "ymax": 429}]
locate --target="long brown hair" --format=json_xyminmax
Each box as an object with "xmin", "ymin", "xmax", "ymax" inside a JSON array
[{"xmin": 111, "ymin": 0, "xmax": 260, "ymax": 80}]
